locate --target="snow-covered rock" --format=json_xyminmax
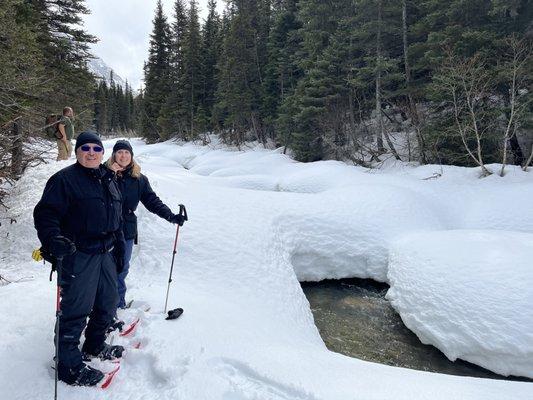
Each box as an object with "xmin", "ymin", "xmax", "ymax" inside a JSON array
[{"xmin": 387, "ymin": 230, "xmax": 533, "ymax": 378}]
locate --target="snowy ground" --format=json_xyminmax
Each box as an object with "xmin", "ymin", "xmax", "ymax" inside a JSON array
[{"xmin": 0, "ymin": 138, "xmax": 532, "ymax": 399}]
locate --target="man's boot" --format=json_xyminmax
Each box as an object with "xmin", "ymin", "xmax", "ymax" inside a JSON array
[
  {"xmin": 106, "ymin": 316, "xmax": 125, "ymax": 334},
  {"xmin": 58, "ymin": 363, "xmax": 104, "ymax": 386},
  {"xmin": 82, "ymin": 341, "xmax": 125, "ymax": 361}
]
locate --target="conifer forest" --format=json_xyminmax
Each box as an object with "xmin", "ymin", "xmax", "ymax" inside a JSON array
[{"xmin": 1, "ymin": 0, "xmax": 532, "ymax": 199}]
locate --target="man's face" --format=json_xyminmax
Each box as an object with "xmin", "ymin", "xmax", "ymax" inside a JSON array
[
  {"xmin": 76, "ymin": 143, "xmax": 104, "ymax": 169},
  {"xmin": 66, "ymin": 108, "xmax": 74, "ymax": 118}
]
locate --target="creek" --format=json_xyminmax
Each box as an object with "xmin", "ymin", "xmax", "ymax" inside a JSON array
[{"xmin": 301, "ymin": 278, "xmax": 531, "ymax": 382}]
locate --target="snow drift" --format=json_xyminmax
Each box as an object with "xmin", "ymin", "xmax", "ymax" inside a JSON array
[{"xmin": 387, "ymin": 230, "xmax": 533, "ymax": 378}]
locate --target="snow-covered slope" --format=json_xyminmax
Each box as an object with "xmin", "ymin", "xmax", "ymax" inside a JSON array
[
  {"xmin": 0, "ymin": 139, "xmax": 532, "ymax": 399},
  {"xmin": 88, "ymin": 56, "xmax": 127, "ymax": 88}
]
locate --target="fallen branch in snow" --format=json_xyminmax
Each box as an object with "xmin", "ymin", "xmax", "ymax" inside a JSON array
[
  {"xmin": 0, "ymin": 274, "xmax": 12, "ymax": 285},
  {"xmin": 0, "ymin": 274, "xmax": 34, "ymax": 286},
  {"xmin": 422, "ymin": 172, "xmax": 442, "ymax": 180}
]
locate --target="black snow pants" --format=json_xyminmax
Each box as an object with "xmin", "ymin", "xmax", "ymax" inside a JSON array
[{"xmin": 56, "ymin": 250, "xmax": 118, "ymax": 369}]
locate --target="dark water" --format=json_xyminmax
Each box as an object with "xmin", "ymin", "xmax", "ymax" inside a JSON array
[{"xmin": 301, "ymin": 278, "xmax": 531, "ymax": 382}]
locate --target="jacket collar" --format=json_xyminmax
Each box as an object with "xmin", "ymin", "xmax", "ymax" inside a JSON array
[{"xmin": 75, "ymin": 162, "xmax": 104, "ymax": 179}]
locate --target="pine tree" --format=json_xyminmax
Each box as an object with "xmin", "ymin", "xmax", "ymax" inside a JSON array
[
  {"xmin": 0, "ymin": 0, "xmax": 46, "ymax": 126},
  {"xmin": 94, "ymin": 80, "xmax": 108, "ymax": 133},
  {"xmin": 122, "ymin": 81, "xmax": 134, "ymax": 132},
  {"xmin": 263, "ymin": 0, "xmax": 302, "ymax": 141},
  {"xmin": 181, "ymin": 0, "xmax": 204, "ymax": 138},
  {"xmin": 30, "ymin": 0, "xmax": 97, "ymax": 129},
  {"xmin": 134, "ymin": 89, "xmax": 147, "ymax": 134},
  {"xmin": 280, "ymin": 0, "xmax": 349, "ymax": 161},
  {"xmin": 214, "ymin": 0, "xmax": 269, "ymax": 145},
  {"xmin": 143, "ymin": 0, "xmax": 172, "ymax": 141},
  {"xmin": 159, "ymin": 0, "xmax": 188, "ymax": 139},
  {"xmin": 200, "ymin": 0, "xmax": 222, "ymax": 128}
]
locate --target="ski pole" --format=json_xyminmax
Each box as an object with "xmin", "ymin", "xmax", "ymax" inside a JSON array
[
  {"xmin": 54, "ymin": 257, "xmax": 63, "ymax": 400},
  {"xmin": 164, "ymin": 205, "xmax": 187, "ymax": 317}
]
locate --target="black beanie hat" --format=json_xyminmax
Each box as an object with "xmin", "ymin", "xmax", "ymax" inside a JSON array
[
  {"xmin": 113, "ymin": 140, "xmax": 133, "ymax": 156},
  {"xmin": 75, "ymin": 131, "xmax": 103, "ymax": 152}
]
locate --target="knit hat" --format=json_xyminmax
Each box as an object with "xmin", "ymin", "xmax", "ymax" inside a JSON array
[
  {"xmin": 75, "ymin": 131, "xmax": 103, "ymax": 152},
  {"xmin": 113, "ymin": 140, "xmax": 133, "ymax": 156}
]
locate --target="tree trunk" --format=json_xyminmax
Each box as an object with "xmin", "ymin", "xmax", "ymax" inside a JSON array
[
  {"xmin": 522, "ymin": 144, "xmax": 533, "ymax": 171},
  {"xmin": 11, "ymin": 118, "xmax": 23, "ymax": 178},
  {"xmin": 509, "ymin": 131, "xmax": 524, "ymax": 165},
  {"xmin": 348, "ymin": 89, "xmax": 357, "ymax": 143},
  {"xmin": 375, "ymin": 0, "xmax": 384, "ymax": 153},
  {"xmin": 190, "ymin": 69, "xmax": 195, "ymax": 139},
  {"xmin": 384, "ymin": 131, "xmax": 402, "ymax": 160},
  {"xmin": 402, "ymin": 0, "xmax": 426, "ymax": 163}
]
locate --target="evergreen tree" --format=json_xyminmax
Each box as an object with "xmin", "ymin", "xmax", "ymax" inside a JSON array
[
  {"xmin": 94, "ymin": 80, "xmax": 108, "ymax": 133},
  {"xmin": 263, "ymin": 0, "xmax": 302, "ymax": 141},
  {"xmin": 143, "ymin": 0, "xmax": 172, "ymax": 141},
  {"xmin": 107, "ymin": 72, "xmax": 118, "ymax": 132},
  {"xmin": 200, "ymin": 0, "xmax": 222, "ymax": 128},
  {"xmin": 30, "ymin": 0, "xmax": 97, "ymax": 129},
  {"xmin": 214, "ymin": 0, "xmax": 269, "ymax": 144},
  {"xmin": 0, "ymin": 0, "xmax": 46, "ymax": 126},
  {"xmin": 93, "ymin": 78, "xmax": 136, "ymax": 135},
  {"xmin": 159, "ymin": 0, "xmax": 188, "ymax": 139},
  {"xmin": 123, "ymin": 81, "xmax": 134, "ymax": 131},
  {"xmin": 134, "ymin": 89, "xmax": 147, "ymax": 134},
  {"xmin": 280, "ymin": 0, "xmax": 349, "ymax": 161},
  {"xmin": 181, "ymin": 0, "xmax": 204, "ymax": 138}
]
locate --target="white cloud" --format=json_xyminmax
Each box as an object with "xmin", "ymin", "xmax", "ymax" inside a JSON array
[{"xmin": 83, "ymin": 0, "xmax": 224, "ymax": 90}]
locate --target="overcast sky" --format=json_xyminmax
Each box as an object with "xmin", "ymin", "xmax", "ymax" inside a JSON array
[{"xmin": 83, "ymin": 0, "xmax": 225, "ymax": 90}]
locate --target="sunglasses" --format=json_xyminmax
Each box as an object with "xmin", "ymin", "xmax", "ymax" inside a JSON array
[{"xmin": 80, "ymin": 145, "xmax": 104, "ymax": 153}]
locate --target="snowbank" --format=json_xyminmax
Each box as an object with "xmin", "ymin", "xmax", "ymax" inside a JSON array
[
  {"xmin": 387, "ymin": 230, "xmax": 533, "ymax": 378},
  {"xmin": 273, "ymin": 185, "xmax": 443, "ymax": 282}
]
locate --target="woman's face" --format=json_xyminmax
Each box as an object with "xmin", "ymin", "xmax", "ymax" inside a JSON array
[{"xmin": 115, "ymin": 149, "xmax": 132, "ymax": 168}]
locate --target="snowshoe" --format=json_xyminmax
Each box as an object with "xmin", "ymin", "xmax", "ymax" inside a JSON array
[
  {"xmin": 106, "ymin": 317, "xmax": 125, "ymax": 334},
  {"xmin": 58, "ymin": 363, "xmax": 104, "ymax": 386},
  {"xmin": 82, "ymin": 342, "xmax": 125, "ymax": 361}
]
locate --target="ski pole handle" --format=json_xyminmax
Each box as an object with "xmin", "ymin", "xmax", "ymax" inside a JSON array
[{"xmin": 178, "ymin": 204, "xmax": 188, "ymax": 222}]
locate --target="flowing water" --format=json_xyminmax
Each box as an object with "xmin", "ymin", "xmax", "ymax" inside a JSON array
[{"xmin": 301, "ymin": 278, "xmax": 531, "ymax": 382}]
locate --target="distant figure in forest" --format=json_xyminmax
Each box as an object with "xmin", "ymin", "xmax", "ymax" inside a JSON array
[{"xmin": 56, "ymin": 107, "xmax": 74, "ymax": 161}]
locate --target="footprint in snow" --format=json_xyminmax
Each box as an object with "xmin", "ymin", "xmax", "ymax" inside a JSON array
[{"xmin": 214, "ymin": 358, "xmax": 320, "ymax": 400}]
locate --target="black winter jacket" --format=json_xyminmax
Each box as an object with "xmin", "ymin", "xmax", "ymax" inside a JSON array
[
  {"xmin": 34, "ymin": 162, "xmax": 124, "ymax": 253},
  {"xmin": 115, "ymin": 166, "xmax": 173, "ymax": 241}
]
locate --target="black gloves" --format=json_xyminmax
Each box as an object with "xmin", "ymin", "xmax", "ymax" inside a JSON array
[
  {"xmin": 48, "ymin": 236, "xmax": 76, "ymax": 258},
  {"xmin": 169, "ymin": 213, "xmax": 185, "ymax": 226},
  {"xmin": 113, "ymin": 239, "xmax": 126, "ymax": 274}
]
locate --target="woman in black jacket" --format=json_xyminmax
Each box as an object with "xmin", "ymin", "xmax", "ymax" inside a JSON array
[{"xmin": 107, "ymin": 140, "xmax": 185, "ymax": 308}]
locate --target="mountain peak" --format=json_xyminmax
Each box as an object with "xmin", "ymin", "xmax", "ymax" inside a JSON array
[{"xmin": 87, "ymin": 56, "xmax": 127, "ymax": 88}]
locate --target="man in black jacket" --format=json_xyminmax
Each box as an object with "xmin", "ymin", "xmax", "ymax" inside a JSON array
[
  {"xmin": 34, "ymin": 131, "xmax": 126, "ymax": 387},
  {"xmin": 107, "ymin": 140, "xmax": 185, "ymax": 309}
]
